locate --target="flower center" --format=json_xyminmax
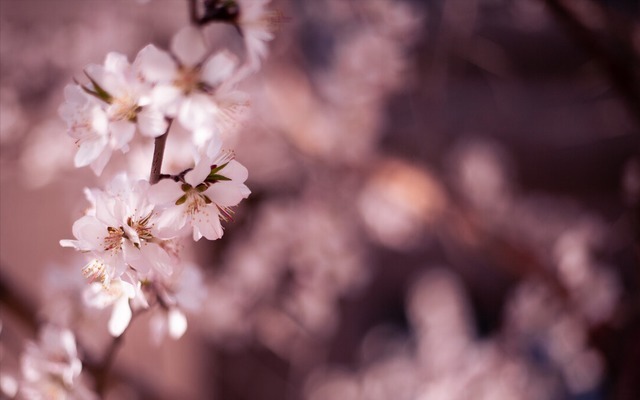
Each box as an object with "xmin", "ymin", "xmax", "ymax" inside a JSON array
[
  {"xmin": 82, "ymin": 259, "xmax": 109, "ymax": 286},
  {"xmin": 110, "ymin": 95, "xmax": 139, "ymax": 121},
  {"xmin": 175, "ymin": 67, "xmax": 202, "ymax": 94},
  {"xmin": 185, "ymin": 190, "xmax": 210, "ymax": 215},
  {"xmin": 104, "ymin": 227, "xmax": 125, "ymax": 251}
]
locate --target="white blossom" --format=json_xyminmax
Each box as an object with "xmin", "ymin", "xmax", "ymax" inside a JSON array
[
  {"xmin": 148, "ymin": 149, "xmax": 250, "ymax": 241},
  {"xmin": 136, "ymin": 26, "xmax": 246, "ymax": 149},
  {"xmin": 236, "ymin": 0, "xmax": 275, "ymax": 71},
  {"xmin": 148, "ymin": 262, "xmax": 207, "ymax": 342},
  {"xmin": 58, "ymin": 85, "xmax": 113, "ymax": 175},
  {"xmin": 60, "ymin": 174, "xmax": 176, "ymax": 279},
  {"xmin": 85, "ymin": 52, "xmax": 168, "ymax": 138},
  {"xmin": 19, "ymin": 325, "xmax": 96, "ymax": 400},
  {"xmin": 83, "ymin": 278, "xmax": 138, "ymax": 337}
]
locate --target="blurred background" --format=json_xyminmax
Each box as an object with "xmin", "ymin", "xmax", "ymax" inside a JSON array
[{"xmin": 1, "ymin": 0, "xmax": 639, "ymax": 399}]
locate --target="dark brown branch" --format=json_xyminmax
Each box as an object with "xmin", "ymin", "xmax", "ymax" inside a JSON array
[{"xmin": 149, "ymin": 120, "xmax": 173, "ymax": 184}]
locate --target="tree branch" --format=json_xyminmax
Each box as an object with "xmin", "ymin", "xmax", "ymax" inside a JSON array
[{"xmin": 150, "ymin": 120, "xmax": 173, "ymax": 184}]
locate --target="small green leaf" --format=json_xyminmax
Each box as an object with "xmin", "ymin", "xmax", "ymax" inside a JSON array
[
  {"xmin": 209, "ymin": 162, "xmax": 229, "ymax": 175},
  {"xmin": 175, "ymin": 194, "xmax": 188, "ymax": 205},
  {"xmin": 83, "ymin": 71, "xmax": 113, "ymax": 103},
  {"xmin": 206, "ymin": 174, "xmax": 231, "ymax": 182},
  {"xmin": 181, "ymin": 183, "xmax": 192, "ymax": 192}
]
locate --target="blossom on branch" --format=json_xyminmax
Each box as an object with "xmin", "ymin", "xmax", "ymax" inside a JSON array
[
  {"xmin": 60, "ymin": 174, "xmax": 176, "ymax": 280},
  {"xmin": 19, "ymin": 325, "xmax": 96, "ymax": 400},
  {"xmin": 83, "ymin": 277, "xmax": 138, "ymax": 337},
  {"xmin": 149, "ymin": 148, "xmax": 250, "ymax": 241},
  {"xmin": 148, "ymin": 263, "xmax": 207, "ymax": 342},
  {"xmin": 136, "ymin": 26, "xmax": 247, "ymax": 150},
  {"xmin": 60, "ymin": 52, "xmax": 167, "ymax": 176}
]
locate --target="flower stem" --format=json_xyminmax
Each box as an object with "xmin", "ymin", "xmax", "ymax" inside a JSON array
[{"xmin": 150, "ymin": 120, "xmax": 173, "ymax": 184}]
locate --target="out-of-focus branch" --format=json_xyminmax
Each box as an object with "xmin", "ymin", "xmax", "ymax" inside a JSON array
[
  {"xmin": 542, "ymin": 0, "xmax": 640, "ymax": 130},
  {"xmin": 0, "ymin": 265, "xmax": 39, "ymax": 334}
]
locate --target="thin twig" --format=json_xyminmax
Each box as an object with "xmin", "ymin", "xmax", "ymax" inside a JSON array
[
  {"xmin": 150, "ymin": 120, "xmax": 173, "ymax": 184},
  {"xmin": 93, "ymin": 333, "xmax": 126, "ymax": 395}
]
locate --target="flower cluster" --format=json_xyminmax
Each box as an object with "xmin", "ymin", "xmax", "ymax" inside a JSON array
[{"xmin": 10, "ymin": 2, "xmax": 274, "ymax": 398}]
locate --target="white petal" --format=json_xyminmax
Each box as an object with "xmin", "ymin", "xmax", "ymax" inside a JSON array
[
  {"xmin": 109, "ymin": 120, "xmax": 135, "ymax": 150},
  {"xmin": 220, "ymin": 160, "xmax": 248, "ymax": 182},
  {"xmin": 71, "ymin": 215, "xmax": 106, "ymax": 250},
  {"xmin": 63, "ymin": 83, "xmax": 88, "ymax": 105},
  {"xmin": 178, "ymin": 93, "xmax": 215, "ymax": 132},
  {"xmin": 137, "ymin": 107, "xmax": 168, "ymax": 137},
  {"xmin": 89, "ymin": 147, "xmax": 113, "ymax": 176},
  {"xmin": 140, "ymin": 243, "xmax": 174, "ymax": 276},
  {"xmin": 83, "ymin": 283, "xmax": 116, "ymax": 309},
  {"xmin": 74, "ymin": 136, "xmax": 107, "ymax": 168},
  {"xmin": 185, "ymin": 156, "xmax": 213, "ymax": 186},
  {"xmin": 148, "ymin": 179, "xmax": 183, "ymax": 205},
  {"xmin": 91, "ymin": 146, "xmax": 112, "ymax": 176},
  {"xmin": 193, "ymin": 209, "xmax": 223, "ymax": 241},
  {"xmin": 84, "ymin": 63, "xmax": 107, "ymax": 90},
  {"xmin": 92, "ymin": 106, "xmax": 110, "ymax": 135},
  {"xmin": 201, "ymin": 51, "xmax": 237, "ymax": 87},
  {"xmin": 135, "ymin": 44, "xmax": 177, "ymax": 83},
  {"xmin": 149, "ymin": 312, "xmax": 167, "ymax": 345},
  {"xmin": 104, "ymin": 52, "xmax": 130, "ymax": 75},
  {"xmin": 155, "ymin": 205, "xmax": 189, "ymax": 237},
  {"xmin": 203, "ymin": 134, "xmax": 223, "ymax": 156},
  {"xmin": 109, "ymin": 298, "xmax": 132, "ymax": 337},
  {"xmin": 205, "ymin": 181, "xmax": 250, "ymax": 207},
  {"xmin": 168, "ymin": 308, "xmax": 188, "ymax": 339},
  {"xmin": 171, "ymin": 26, "xmax": 207, "ymax": 67},
  {"xmin": 151, "ymin": 85, "xmax": 183, "ymax": 116}
]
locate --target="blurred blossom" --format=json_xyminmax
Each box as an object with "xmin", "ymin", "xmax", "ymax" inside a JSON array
[
  {"xmin": 0, "ymin": 87, "xmax": 26, "ymax": 145},
  {"xmin": 554, "ymin": 221, "xmax": 619, "ymax": 324},
  {"xmin": 0, "ymin": 0, "xmax": 634, "ymax": 399},
  {"xmin": 19, "ymin": 119, "xmax": 75, "ymax": 188},
  {"xmin": 19, "ymin": 325, "xmax": 96, "ymax": 400},
  {"xmin": 449, "ymin": 138, "xmax": 514, "ymax": 214},
  {"xmin": 358, "ymin": 158, "xmax": 447, "ymax": 250},
  {"xmin": 0, "ymin": 374, "xmax": 18, "ymax": 399},
  {"xmin": 408, "ymin": 269, "xmax": 474, "ymax": 370}
]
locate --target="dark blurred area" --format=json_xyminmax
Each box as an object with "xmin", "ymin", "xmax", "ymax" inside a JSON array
[{"xmin": 1, "ymin": 0, "xmax": 639, "ymax": 399}]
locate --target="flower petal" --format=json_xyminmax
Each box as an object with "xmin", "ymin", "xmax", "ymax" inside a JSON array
[
  {"xmin": 205, "ymin": 181, "xmax": 250, "ymax": 207},
  {"xmin": 168, "ymin": 308, "xmax": 188, "ymax": 339},
  {"xmin": 71, "ymin": 215, "xmax": 106, "ymax": 250},
  {"xmin": 171, "ymin": 26, "xmax": 207, "ymax": 67},
  {"xmin": 201, "ymin": 51, "xmax": 237, "ymax": 87},
  {"xmin": 135, "ymin": 44, "xmax": 177, "ymax": 83},
  {"xmin": 109, "ymin": 120, "xmax": 135, "ymax": 150},
  {"xmin": 185, "ymin": 156, "xmax": 213, "ymax": 186},
  {"xmin": 148, "ymin": 179, "xmax": 183, "ymax": 205},
  {"xmin": 221, "ymin": 160, "xmax": 248, "ymax": 182},
  {"xmin": 192, "ymin": 209, "xmax": 223, "ymax": 241},
  {"xmin": 178, "ymin": 93, "xmax": 215, "ymax": 132},
  {"xmin": 74, "ymin": 136, "xmax": 107, "ymax": 168},
  {"xmin": 155, "ymin": 205, "xmax": 189, "ymax": 237},
  {"xmin": 137, "ymin": 107, "xmax": 168, "ymax": 137},
  {"xmin": 90, "ymin": 147, "xmax": 113, "ymax": 175},
  {"xmin": 109, "ymin": 297, "xmax": 132, "ymax": 337}
]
